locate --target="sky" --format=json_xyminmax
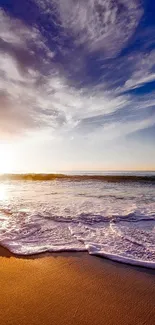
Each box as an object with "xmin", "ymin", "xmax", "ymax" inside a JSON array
[{"xmin": 0, "ymin": 0, "xmax": 155, "ymax": 172}]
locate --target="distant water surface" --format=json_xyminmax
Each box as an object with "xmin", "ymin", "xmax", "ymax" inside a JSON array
[{"xmin": 63, "ymin": 170, "xmax": 155, "ymax": 176}]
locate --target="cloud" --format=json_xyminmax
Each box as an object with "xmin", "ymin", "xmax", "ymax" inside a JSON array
[
  {"xmin": 0, "ymin": 9, "xmax": 56, "ymax": 136},
  {"xmin": 127, "ymin": 125, "xmax": 155, "ymax": 143},
  {"xmin": 0, "ymin": 9, "xmax": 55, "ymax": 71},
  {"xmin": 0, "ymin": 2, "xmax": 155, "ymax": 143},
  {"xmin": 36, "ymin": 0, "xmax": 143, "ymax": 58},
  {"xmin": 124, "ymin": 51, "xmax": 155, "ymax": 90}
]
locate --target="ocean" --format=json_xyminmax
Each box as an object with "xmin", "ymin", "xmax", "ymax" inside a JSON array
[{"xmin": 0, "ymin": 172, "xmax": 155, "ymax": 268}]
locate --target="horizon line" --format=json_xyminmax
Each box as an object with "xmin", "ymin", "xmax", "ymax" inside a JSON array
[{"xmin": 0, "ymin": 169, "xmax": 155, "ymax": 175}]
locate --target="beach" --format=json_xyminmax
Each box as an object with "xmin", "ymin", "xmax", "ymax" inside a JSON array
[{"xmin": 0, "ymin": 246, "xmax": 155, "ymax": 325}]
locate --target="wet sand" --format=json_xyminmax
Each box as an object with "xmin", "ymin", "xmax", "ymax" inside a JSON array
[{"xmin": 0, "ymin": 246, "xmax": 155, "ymax": 325}]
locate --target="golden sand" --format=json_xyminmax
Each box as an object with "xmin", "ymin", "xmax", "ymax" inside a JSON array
[{"xmin": 0, "ymin": 246, "xmax": 155, "ymax": 325}]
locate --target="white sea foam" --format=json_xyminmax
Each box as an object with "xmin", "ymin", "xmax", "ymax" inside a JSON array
[{"xmin": 0, "ymin": 179, "xmax": 155, "ymax": 268}]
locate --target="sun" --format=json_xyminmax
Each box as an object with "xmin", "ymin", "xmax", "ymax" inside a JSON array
[{"xmin": 0, "ymin": 143, "xmax": 14, "ymax": 174}]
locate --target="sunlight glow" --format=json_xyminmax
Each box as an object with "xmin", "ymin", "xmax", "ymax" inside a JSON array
[{"xmin": 0, "ymin": 143, "xmax": 15, "ymax": 174}]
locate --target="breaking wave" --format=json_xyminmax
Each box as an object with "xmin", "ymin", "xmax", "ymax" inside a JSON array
[{"xmin": 0, "ymin": 177, "xmax": 154, "ymax": 268}]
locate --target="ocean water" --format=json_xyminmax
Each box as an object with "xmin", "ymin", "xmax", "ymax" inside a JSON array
[{"xmin": 0, "ymin": 173, "xmax": 155, "ymax": 268}]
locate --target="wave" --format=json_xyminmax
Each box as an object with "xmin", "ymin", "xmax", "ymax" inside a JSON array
[
  {"xmin": 88, "ymin": 245, "xmax": 155, "ymax": 269},
  {"xmin": 0, "ymin": 173, "xmax": 155, "ymax": 183},
  {"xmin": 0, "ymin": 178, "xmax": 154, "ymax": 268},
  {"xmin": 0, "ymin": 211, "xmax": 155, "ymax": 269}
]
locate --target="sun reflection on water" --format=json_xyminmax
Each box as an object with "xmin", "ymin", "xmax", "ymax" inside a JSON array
[{"xmin": 0, "ymin": 184, "xmax": 8, "ymax": 202}]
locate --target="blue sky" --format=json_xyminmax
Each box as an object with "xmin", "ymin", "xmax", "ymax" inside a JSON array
[{"xmin": 0, "ymin": 0, "xmax": 155, "ymax": 172}]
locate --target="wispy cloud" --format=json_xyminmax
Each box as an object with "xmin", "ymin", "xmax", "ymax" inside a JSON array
[
  {"xmin": 124, "ymin": 51, "xmax": 155, "ymax": 90},
  {"xmin": 36, "ymin": 0, "xmax": 143, "ymax": 57},
  {"xmin": 0, "ymin": 1, "xmax": 155, "ymax": 143}
]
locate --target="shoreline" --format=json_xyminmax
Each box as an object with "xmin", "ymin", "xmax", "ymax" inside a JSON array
[
  {"xmin": 0, "ymin": 246, "xmax": 155, "ymax": 325},
  {"xmin": 1, "ymin": 244, "xmax": 155, "ymax": 269}
]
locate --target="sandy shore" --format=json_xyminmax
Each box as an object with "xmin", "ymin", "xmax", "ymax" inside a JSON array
[{"xmin": 0, "ymin": 246, "xmax": 155, "ymax": 325}]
